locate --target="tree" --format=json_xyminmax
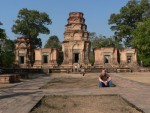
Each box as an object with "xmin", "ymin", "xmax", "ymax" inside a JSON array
[
  {"xmin": 109, "ymin": 0, "xmax": 150, "ymax": 47},
  {"xmin": 0, "ymin": 21, "xmax": 7, "ymax": 67},
  {"xmin": 89, "ymin": 32, "xmax": 122, "ymax": 49},
  {"xmin": 44, "ymin": 35, "xmax": 61, "ymax": 49},
  {"xmin": 89, "ymin": 32, "xmax": 97, "ymax": 50},
  {"xmin": 0, "ymin": 22, "xmax": 6, "ymax": 39},
  {"xmin": 1, "ymin": 39, "xmax": 15, "ymax": 67},
  {"xmin": 132, "ymin": 18, "xmax": 150, "ymax": 67},
  {"xmin": 89, "ymin": 51, "xmax": 94, "ymax": 66},
  {"xmin": 0, "ymin": 21, "xmax": 15, "ymax": 67},
  {"xmin": 12, "ymin": 8, "xmax": 52, "ymax": 48}
]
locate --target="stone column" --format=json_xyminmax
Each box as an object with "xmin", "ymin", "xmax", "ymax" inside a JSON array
[{"xmin": 69, "ymin": 48, "xmax": 72, "ymax": 64}]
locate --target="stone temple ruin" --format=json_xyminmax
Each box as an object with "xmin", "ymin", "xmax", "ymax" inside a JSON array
[
  {"xmin": 61, "ymin": 12, "xmax": 91, "ymax": 68},
  {"xmin": 94, "ymin": 48, "xmax": 138, "ymax": 68},
  {"xmin": 15, "ymin": 12, "xmax": 138, "ymax": 72},
  {"xmin": 15, "ymin": 37, "xmax": 58, "ymax": 68}
]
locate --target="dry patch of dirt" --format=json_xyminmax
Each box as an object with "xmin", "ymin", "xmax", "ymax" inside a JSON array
[
  {"xmin": 0, "ymin": 83, "xmax": 15, "ymax": 89},
  {"xmin": 114, "ymin": 72, "xmax": 150, "ymax": 84},
  {"xmin": 31, "ymin": 95, "xmax": 141, "ymax": 113},
  {"xmin": 36, "ymin": 73, "xmax": 143, "ymax": 113},
  {"xmin": 41, "ymin": 74, "xmax": 98, "ymax": 89}
]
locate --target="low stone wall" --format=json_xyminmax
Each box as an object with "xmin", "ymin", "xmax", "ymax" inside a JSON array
[
  {"xmin": 49, "ymin": 68, "xmax": 68, "ymax": 73},
  {"xmin": 116, "ymin": 68, "xmax": 132, "ymax": 73},
  {"xmin": 2, "ymin": 68, "xmax": 43, "ymax": 74},
  {"xmin": 0, "ymin": 74, "xmax": 20, "ymax": 83},
  {"xmin": 139, "ymin": 68, "xmax": 150, "ymax": 72}
]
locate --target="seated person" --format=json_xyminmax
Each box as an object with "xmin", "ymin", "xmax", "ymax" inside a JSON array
[
  {"xmin": 74, "ymin": 65, "xmax": 77, "ymax": 72},
  {"xmin": 80, "ymin": 65, "xmax": 85, "ymax": 76},
  {"xmin": 99, "ymin": 69, "xmax": 113, "ymax": 87}
]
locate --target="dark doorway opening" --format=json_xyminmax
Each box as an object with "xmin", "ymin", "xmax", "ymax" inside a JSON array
[
  {"xmin": 74, "ymin": 53, "xmax": 79, "ymax": 63},
  {"xmin": 20, "ymin": 56, "xmax": 24, "ymax": 64},
  {"xmin": 104, "ymin": 55, "xmax": 110, "ymax": 63},
  {"xmin": 43, "ymin": 55, "xmax": 48, "ymax": 63},
  {"xmin": 117, "ymin": 50, "xmax": 120, "ymax": 64},
  {"xmin": 127, "ymin": 56, "xmax": 132, "ymax": 63}
]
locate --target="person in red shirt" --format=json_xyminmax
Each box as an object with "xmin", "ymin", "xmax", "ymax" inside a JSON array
[{"xmin": 99, "ymin": 69, "xmax": 113, "ymax": 87}]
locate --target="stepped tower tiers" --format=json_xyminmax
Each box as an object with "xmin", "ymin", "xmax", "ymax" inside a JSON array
[{"xmin": 62, "ymin": 12, "xmax": 91, "ymax": 68}]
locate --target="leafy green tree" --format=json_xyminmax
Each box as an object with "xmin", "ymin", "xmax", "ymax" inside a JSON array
[
  {"xmin": 44, "ymin": 35, "xmax": 61, "ymax": 49},
  {"xmin": 89, "ymin": 32, "xmax": 97, "ymax": 49},
  {"xmin": 89, "ymin": 51, "xmax": 94, "ymax": 66},
  {"xmin": 1, "ymin": 39, "xmax": 15, "ymax": 67},
  {"xmin": 89, "ymin": 32, "xmax": 108, "ymax": 48},
  {"xmin": 109, "ymin": 0, "xmax": 150, "ymax": 47},
  {"xmin": 88, "ymin": 32, "xmax": 95, "ymax": 65},
  {"xmin": 132, "ymin": 18, "xmax": 150, "ymax": 67},
  {"xmin": 0, "ymin": 22, "xmax": 6, "ymax": 67},
  {"xmin": 0, "ymin": 21, "xmax": 15, "ymax": 67},
  {"xmin": 0, "ymin": 22, "xmax": 6, "ymax": 39},
  {"xmin": 12, "ymin": 8, "xmax": 52, "ymax": 48},
  {"xmin": 89, "ymin": 32, "xmax": 122, "ymax": 49}
]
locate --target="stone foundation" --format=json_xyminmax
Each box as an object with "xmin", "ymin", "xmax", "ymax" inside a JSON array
[{"xmin": 0, "ymin": 74, "xmax": 20, "ymax": 83}]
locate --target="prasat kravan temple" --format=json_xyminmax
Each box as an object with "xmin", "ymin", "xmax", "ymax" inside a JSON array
[{"xmin": 15, "ymin": 12, "xmax": 138, "ymax": 72}]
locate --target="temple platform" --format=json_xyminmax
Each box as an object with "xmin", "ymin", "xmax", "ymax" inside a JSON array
[{"xmin": 0, "ymin": 74, "xmax": 20, "ymax": 83}]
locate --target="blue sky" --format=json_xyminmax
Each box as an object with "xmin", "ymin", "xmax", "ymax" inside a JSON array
[{"xmin": 0, "ymin": 0, "xmax": 128, "ymax": 46}]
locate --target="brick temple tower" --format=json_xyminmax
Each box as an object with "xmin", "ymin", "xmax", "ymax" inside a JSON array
[
  {"xmin": 15, "ymin": 37, "xmax": 34, "ymax": 68},
  {"xmin": 61, "ymin": 12, "xmax": 91, "ymax": 68}
]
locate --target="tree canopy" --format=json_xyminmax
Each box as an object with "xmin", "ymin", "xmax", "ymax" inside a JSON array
[
  {"xmin": 0, "ymin": 21, "xmax": 15, "ymax": 67},
  {"xmin": 0, "ymin": 39, "xmax": 15, "ymax": 67},
  {"xmin": 109, "ymin": 0, "xmax": 150, "ymax": 47},
  {"xmin": 132, "ymin": 18, "xmax": 150, "ymax": 66},
  {"xmin": 89, "ymin": 32, "xmax": 122, "ymax": 49},
  {"xmin": 0, "ymin": 21, "xmax": 7, "ymax": 67},
  {"xmin": 0, "ymin": 22, "xmax": 6, "ymax": 40},
  {"xmin": 12, "ymin": 8, "xmax": 52, "ymax": 48},
  {"xmin": 44, "ymin": 35, "xmax": 61, "ymax": 49}
]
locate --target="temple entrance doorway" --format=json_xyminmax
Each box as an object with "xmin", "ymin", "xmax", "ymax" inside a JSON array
[
  {"xmin": 43, "ymin": 55, "xmax": 48, "ymax": 64},
  {"xmin": 19, "ymin": 56, "xmax": 24, "ymax": 64},
  {"xmin": 127, "ymin": 56, "xmax": 132, "ymax": 63},
  {"xmin": 104, "ymin": 55, "xmax": 110, "ymax": 63},
  {"xmin": 74, "ymin": 53, "xmax": 79, "ymax": 63}
]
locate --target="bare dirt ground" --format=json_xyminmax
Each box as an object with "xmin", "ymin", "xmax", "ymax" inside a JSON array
[
  {"xmin": 113, "ymin": 72, "xmax": 150, "ymax": 85},
  {"xmin": 30, "ymin": 72, "xmax": 148, "ymax": 113},
  {"xmin": 0, "ymin": 79, "xmax": 29, "ymax": 89},
  {"xmin": 41, "ymin": 73, "xmax": 99, "ymax": 89},
  {"xmin": 31, "ymin": 95, "xmax": 141, "ymax": 113},
  {"xmin": 0, "ymin": 83, "xmax": 13, "ymax": 89}
]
